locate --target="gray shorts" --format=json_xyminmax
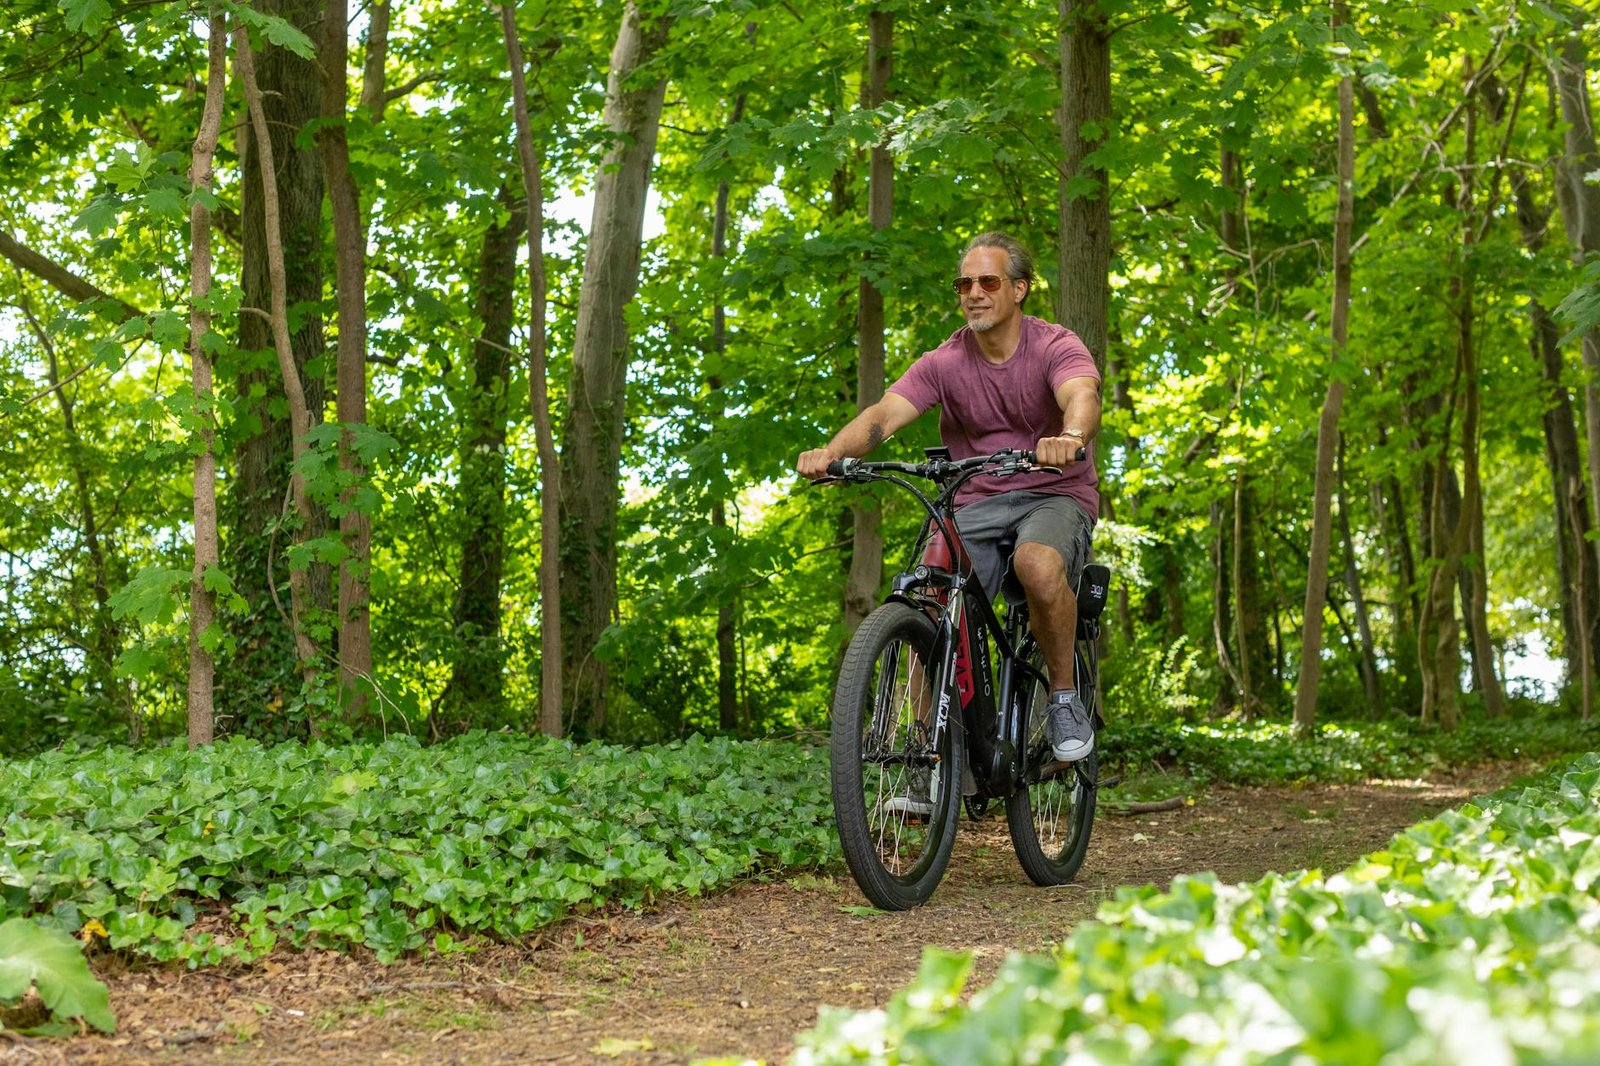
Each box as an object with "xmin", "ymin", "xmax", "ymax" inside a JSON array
[{"xmin": 954, "ymin": 491, "xmax": 1095, "ymax": 602}]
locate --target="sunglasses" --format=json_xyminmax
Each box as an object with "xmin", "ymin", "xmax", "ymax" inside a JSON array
[{"xmin": 952, "ymin": 274, "xmax": 1009, "ymax": 294}]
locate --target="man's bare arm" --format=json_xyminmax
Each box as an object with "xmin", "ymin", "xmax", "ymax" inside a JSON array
[
  {"xmin": 1035, "ymin": 375, "xmax": 1102, "ymax": 468},
  {"xmin": 797, "ymin": 393, "xmax": 920, "ymax": 478}
]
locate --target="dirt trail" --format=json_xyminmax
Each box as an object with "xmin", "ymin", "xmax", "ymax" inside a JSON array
[{"xmin": 33, "ymin": 765, "xmax": 1528, "ymax": 1066}]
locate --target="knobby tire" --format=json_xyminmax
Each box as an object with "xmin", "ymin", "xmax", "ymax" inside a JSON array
[
  {"xmin": 1005, "ymin": 645, "xmax": 1097, "ymax": 885},
  {"xmin": 830, "ymin": 602, "xmax": 962, "ymax": 910}
]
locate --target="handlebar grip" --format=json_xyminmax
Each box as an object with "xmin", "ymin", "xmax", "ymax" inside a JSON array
[
  {"xmin": 1076, "ymin": 446, "xmax": 1087, "ymax": 463},
  {"xmin": 826, "ymin": 458, "xmax": 856, "ymax": 477}
]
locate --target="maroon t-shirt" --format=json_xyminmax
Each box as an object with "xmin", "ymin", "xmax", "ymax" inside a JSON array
[{"xmin": 888, "ymin": 316, "xmax": 1099, "ymax": 510}]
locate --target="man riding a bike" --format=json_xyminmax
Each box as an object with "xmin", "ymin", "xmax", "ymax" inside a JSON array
[{"xmin": 797, "ymin": 231, "xmax": 1102, "ymax": 770}]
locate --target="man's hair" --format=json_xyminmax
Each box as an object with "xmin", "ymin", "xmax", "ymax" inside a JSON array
[{"xmin": 962, "ymin": 231, "xmax": 1035, "ymax": 307}]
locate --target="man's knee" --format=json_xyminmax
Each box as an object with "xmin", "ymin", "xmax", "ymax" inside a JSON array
[{"xmin": 1012, "ymin": 542, "xmax": 1071, "ymax": 597}]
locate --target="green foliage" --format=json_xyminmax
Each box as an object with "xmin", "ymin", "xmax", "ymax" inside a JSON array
[
  {"xmin": 0, "ymin": 917, "xmax": 114, "ymax": 1033},
  {"xmin": 3, "ymin": 0, "xmax": 1599, "ymax": 748},
  {"xmin": 1103, "ymin": 636, "xmax": 1207, "ymax": 721},
  {"xmin": 0, "ymin": 733, "xmax": 835, "ymax": 966},
  {"xmin": 1107, "ymin": 713, "xmax": 1600, "ymax": 786},
  {"xmin": 793, "ymin": 753, "xmax": 1600, "ymax": 1064},
  {"xmin": 1556, "ymin": 255, "xmax": 1600, "ymax": 345}
]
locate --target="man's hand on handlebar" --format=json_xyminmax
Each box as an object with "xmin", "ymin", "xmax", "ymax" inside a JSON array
[
  {"xmin": 1034, "ymin": 434, "xmax": 1088, "ymax": 469},
  {"xmin": 797, "ymin": 447, "xmax": 842, "ymax": 480}
]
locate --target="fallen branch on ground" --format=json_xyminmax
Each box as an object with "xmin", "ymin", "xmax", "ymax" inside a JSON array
[{"xmin": 1106, "ymin": 795, "xmax": 1187, "ymax": 816}]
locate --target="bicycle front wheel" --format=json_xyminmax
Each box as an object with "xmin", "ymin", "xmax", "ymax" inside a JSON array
[
  {"xmin": 1006, "ymin": 648, "xmax": 1096, "ymax": 885},
  {"xmin": 830, "ymin": 602, "xmax": 962, "ymax": 910}
]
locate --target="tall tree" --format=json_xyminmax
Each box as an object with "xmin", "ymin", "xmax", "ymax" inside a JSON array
[
  {"xmin": 186, "ymin": 12, "xmax": 227, "ymax": 747},
  {"xmin": 843, "ymin": 9, "xmax": 893, "ymax": 634},
  {"xmin": 709, "ymin": 39, "xmax": 752, "ymax": 732},
  {"xmin": 1553, "ymin": 24, "xmax": 1600, "ymax": 534},
  {"xmin": 223, "ymin": 0, "xmax": 328, "ymax": 735},
  {"xmin": 319, "ymin": 0, "xmax": 373, "ymax": 719},
  {"xmin": 1336, "ymin": 437, "xmax": 1381, "ymax": 712},
  {"xmin": 1418, "ymin": 65, "xmax": 1487, "ymax": 730},
  {"xmin": 439, "ymin": 189, "xmax": 524, "ymax": 730},
  {"xmin": 235, "ymin": 25, "xmax": 322, "ymax": 697},
  {"xmin": 498, "ymin": 1, "xmax": 563, "ymax": 738},
  {"xmin": 1510, "ymin": 161, "xmax": 1597, "ymax": 713},
  {"xmin": 559, "ymin": 1, "xmax": 673, "ymax": 734},
  {"xmin": 1056, "ymin": 0, "xmax": 1112, "ymax": 369},
  {"xmin": 1293, "ymin": 0, "xmax": 1354, "ymax": 732}
]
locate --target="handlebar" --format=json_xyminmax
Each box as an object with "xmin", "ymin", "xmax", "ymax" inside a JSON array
[{"xmin": 819, "ymin": 448, "xmax": 1070, "ymax": 484}]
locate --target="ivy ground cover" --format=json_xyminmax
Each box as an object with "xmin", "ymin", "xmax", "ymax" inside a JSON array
[
  {"xmin": 793, "ymin": 753, "xmax": 1600, "ymax": 1064},
  {"xmin": 1107, "ymin": 714, "xmax": 1600, "ymax": 786},
  {"xmin": 0, "ymin": 733, "xmax": 835, "ymax": 966}
]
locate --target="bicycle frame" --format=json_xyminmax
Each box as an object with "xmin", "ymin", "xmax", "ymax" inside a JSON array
[{"xmin": 830, "ymin": 449, "xmax": 1054, "ymax": 800}]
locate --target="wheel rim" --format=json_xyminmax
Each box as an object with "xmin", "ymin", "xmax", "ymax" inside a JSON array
[
  {"xmin": 1024, "ymin": 680, "xmax": 1085, "ymax": 865},
  {"xmin": 860, "ymin": 634, "xmax": 943, "ymax": 880}
]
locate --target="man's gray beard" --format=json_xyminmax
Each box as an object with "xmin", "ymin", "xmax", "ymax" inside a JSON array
[{"xmin": 968, "ymin": 315, "xmax": 995, "ymax": 333}]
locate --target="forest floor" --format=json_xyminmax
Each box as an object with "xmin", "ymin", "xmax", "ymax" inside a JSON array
[{"xmin": 21, "ymin": 760, "xmax": 1535, "ymax": 1066}]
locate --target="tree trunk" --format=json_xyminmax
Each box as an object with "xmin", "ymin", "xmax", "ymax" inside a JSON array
[
  {"xmin": 186, "ymin": 11, "xmax": 228, "ymax": 748},
  {"xmin": 1515, "ymin": 176, "xmax": 1597, "ymax": 711},
  {"xmin": 235, "ymin": 26, "xmax": 322, "ymax": 696},
  {"xmin": 1217, "ymin": 87, "xmax": 1270, "ymax": 714},
  {"xmin": 360, "ymin": 0, "xmax": 390, "ymax": 120},
  {"xmin": 1553, "ymin": 32, "xmax": 1600, "ymax": 531},
  {"xmin": 1492, "ymin": 68, "xmax": 1598, "ymax": 708},
  {"xmin": 1056, "ymin": 0, "xmax": 1112, "ymax": 370},
  {"xmin": 1462, "ymin": 500, "xmax": 1506, "ymax": 715},
  {"xmin": 845, "ymin": 9, "xmax": 892, "ymax": 634},
  {"xmin": 223, "ymin": 0, "xmax": 328, "ymax": 733},
  {"xmin": 1457, "ymin": 70, "xmax": 1505, "ymax": 720},
  {"xmin": 318, "ymin": 0, "xmax": 373, "ymax": 722},
  {"xmin": 710, "ymin": 45, "xmax": 751, "ymax": 732},
  {"xmin": 1211, "ymin": 498, "xmax": 1243, "ymax": 709},
  {"xmin": 1419, "ymin": 72, "xmax": 1483, "ymax": 731},
  {"xmin": 1376, "ymin": 422, "xmax": 1419, "ymax": 636},
  {"xmin": 1336, "ymin": 436, "xmax": 1381, "ymax": 714},
  {"xmin": 1293, "ymin": 1, "xmax": 1354, "ymax": 733},
  {"xmin": 440, "ymin": 188, "xmax": 524, "ymax": 730},
  {"xmin": 498, "ymin": 1, "xmax": 563, "ymax": 738},
  {"xmin": 558, "ymin": 2, "xmax": 672, "ymax": 736},
  {"xmin": 1233, "ymin": 476, "xmax": 1273, "ymax": 714}
]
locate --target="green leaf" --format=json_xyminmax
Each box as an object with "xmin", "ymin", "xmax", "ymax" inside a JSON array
[
  {"xmin": 114, "ymin": 641, "xmax": 169, "ymax": 681},
  {"xmin": 74, "ymin": 195, "xmax": 121, "ymax": 236},
  {"xmin": 0, "ymin": 918, "xmax": 115, "ymax": 1032},
  {"xmin": 228, "ymin": 3, "xmax": 315, "ymax": 59},
  {"xmin": 108, "ymin": 566, "xmax": 189, "ymax": 624},
  {"xmin": 56, "ymin": 0, "xmax": 111, "ymax": 33},
  {"xmin": 151, "ymin": 309, "xmax": 188, "ymax": 349},
  {"xmin": 1555, "ymin": 257, "xmax": 1600, "ymax": 346}
]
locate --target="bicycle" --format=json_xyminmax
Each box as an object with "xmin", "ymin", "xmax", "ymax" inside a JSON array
[{"xmin": 815, "ymin": 447, "xmax": 1110, "ymax": 910}]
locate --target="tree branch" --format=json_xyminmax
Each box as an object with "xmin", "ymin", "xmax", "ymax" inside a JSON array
[
  {"xmin": 381, "ymin": 71, "xmax": 440, "ymax": 105},
  {"xmin": 0, "ymin": 231, "xmax": 143, "ymax": 321}
]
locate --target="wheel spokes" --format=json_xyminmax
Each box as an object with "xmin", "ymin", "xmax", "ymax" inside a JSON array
[{"xmin": 862, "ymin": 636, "xmax": 936, "ymax": 877}]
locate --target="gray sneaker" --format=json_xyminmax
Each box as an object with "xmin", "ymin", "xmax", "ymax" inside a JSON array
[
  {"xmin": 1046, "ymin": 690, "xmax": 1094, "ymax": 762},
  {"xmin": 881, "ymin": 766, "xmax": 934, "ymax": 819}
]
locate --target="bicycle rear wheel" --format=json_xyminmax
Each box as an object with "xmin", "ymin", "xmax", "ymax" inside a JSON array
[
  {"xmin": 1005, "ymin": 645, "xmax": 1096, "ymax": 885},
  {"xmin": 831, "ymin": 602, "xmax": 962, "ymax": 910}
]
